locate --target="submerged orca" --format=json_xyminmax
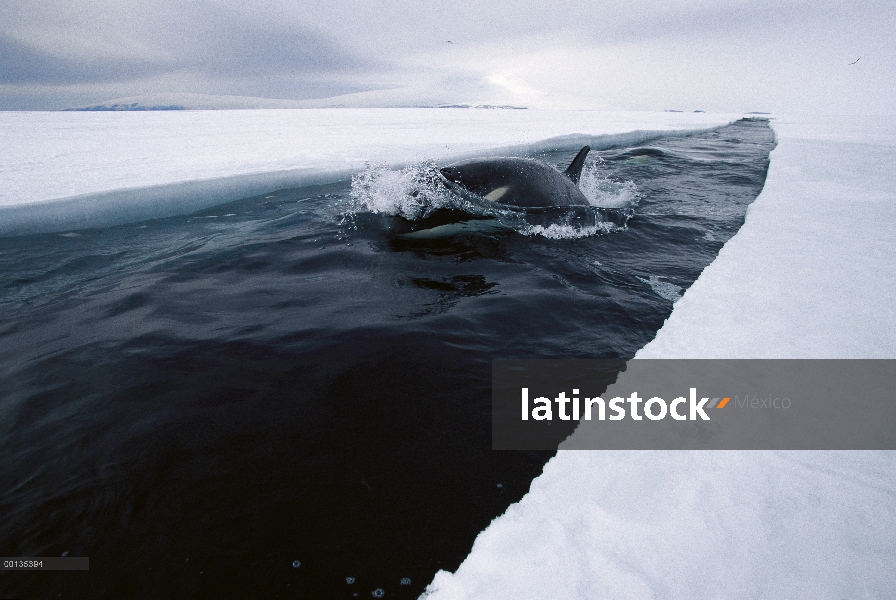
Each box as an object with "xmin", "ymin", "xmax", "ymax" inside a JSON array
[{"xmin": 438, "ymin": 146, "xmax": 591, "ymax": 207}]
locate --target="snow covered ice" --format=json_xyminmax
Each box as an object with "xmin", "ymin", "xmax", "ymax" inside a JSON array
[{"xmin": 0, "ymin": 109, "xmax": 733, "ymax": 235}]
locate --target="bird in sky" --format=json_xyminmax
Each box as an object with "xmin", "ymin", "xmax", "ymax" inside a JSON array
[{"xmin": 849, "ymin": 57, "xmax": 861, "ymax": 65}]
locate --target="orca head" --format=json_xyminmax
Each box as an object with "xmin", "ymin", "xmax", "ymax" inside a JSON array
[{"xmin": 438, "ymin": 163, "xmax": 504, "ymax": 201}]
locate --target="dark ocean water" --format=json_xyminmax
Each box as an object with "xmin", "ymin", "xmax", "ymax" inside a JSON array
[{"xmin": 0, "ymin": 119, "xmax": 774, "ymax": 599}]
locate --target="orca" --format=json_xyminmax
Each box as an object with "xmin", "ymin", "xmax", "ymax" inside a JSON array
[
  {"xmin": 384, "ymin": 146, "xmax": 594, "ymax": 235},
  {"xmin": 437, "ymin": 146, "xmax": 592, "ymax": 208}
]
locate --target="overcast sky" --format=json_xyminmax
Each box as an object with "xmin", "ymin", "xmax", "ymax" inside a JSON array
[{"xmin": 1, "ymin": 0, "xmax": 893, "ymax": 112}]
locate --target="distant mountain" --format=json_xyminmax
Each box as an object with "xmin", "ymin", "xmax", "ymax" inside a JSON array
[
  {"xmin": 436, "ymin": 104, "xmax": 527, "ymax": 110},
  {"xmin": 63, "ymin": 90, "xmax": 529, "ymax": 111},
  {"xmin": 64, "ymin": 93, "xmax": 310, "ymax": 111},
  {"xmin": 66, "ymin": 102, "xmax": 186, "ymax": 111}
]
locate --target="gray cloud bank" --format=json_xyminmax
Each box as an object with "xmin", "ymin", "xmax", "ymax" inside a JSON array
[
  {"xmin": 0, "ymin": 1, "xmax": 384, "ymax": 108},
  {"xmin": 1, "ymin": 0, "xmax": 894, "ymax": 112}
]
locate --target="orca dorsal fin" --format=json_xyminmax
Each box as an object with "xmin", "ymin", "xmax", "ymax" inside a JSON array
[{"xmin": 564, "ymin": 145, "xmax": 591, "ymax": 185}]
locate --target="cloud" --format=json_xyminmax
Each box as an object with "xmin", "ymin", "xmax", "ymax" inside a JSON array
[
  {"xmin": 0, "ymin": 34, "xmax": 169, "ymax": 84},
  {"xmin": 0, "ymin": 0, "xmax": 387, "ymax": 100},
  {"xmin": 156, "ymin": 9, "xmax": 380, "ymax": 79}
]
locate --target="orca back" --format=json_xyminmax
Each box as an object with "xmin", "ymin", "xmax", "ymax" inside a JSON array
[{"xmin": 439, "ymin": 155, "xmax": 590, "ymax": 208}]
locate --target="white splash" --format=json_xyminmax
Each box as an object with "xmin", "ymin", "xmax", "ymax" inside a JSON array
[
  {"xmin": 349, "ymin": 163, "xmax": 461, "ymax": 220},
  {"xmin": 521, "ymin": 221, "xmax": 621, "ymax": 240},
  {"xmin": 578, "ymin": 158, "xmax": 640, "ymax": 209}
]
